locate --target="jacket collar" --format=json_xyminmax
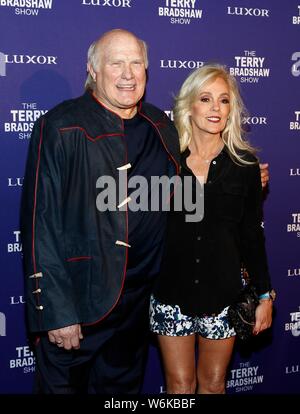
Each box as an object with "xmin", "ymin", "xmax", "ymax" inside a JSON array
[
  {"xmin": 82, "ymin": 90, "xmax": 125, "ymax": 132},
  {"xmin": 82, "ymin": 90, "xmax": 180, "ymax": 169},
  {"xmin": 83, "ymin": 90, "xmax": 171, "ymax": 130}
]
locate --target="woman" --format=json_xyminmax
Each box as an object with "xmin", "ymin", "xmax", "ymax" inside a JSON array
[{"xmin": 150, "ymin": 64, "xmax": 274, "ymax": 394}]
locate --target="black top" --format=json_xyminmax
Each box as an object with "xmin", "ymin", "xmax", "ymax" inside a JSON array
[
  {"xmin": 124, "ymin": 113, "xmax": 169, "ymax": 283},
  {"xmin": 152, "ymin": 146, "xmax": 271, "ymax": 317}
]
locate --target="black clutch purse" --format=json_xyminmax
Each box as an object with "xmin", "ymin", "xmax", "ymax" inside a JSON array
[{"xmin": 228, "ymin": 285, "xmax": 259, "ymax": 341}]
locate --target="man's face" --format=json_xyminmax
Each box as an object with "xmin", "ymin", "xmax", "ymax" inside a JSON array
[{"xmin": 90, "ymin": 33, "xmax": 147, "ymax": 119}]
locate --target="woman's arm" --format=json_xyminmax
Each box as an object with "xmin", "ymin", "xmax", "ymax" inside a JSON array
[{"xmin": 239, "ymin": 163, "xmax": 273, "ymax": 334}]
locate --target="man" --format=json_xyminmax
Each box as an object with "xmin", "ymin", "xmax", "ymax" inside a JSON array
[{"xmin": 21, "ymin": 29, "xmax": 269, "ymax": 394}]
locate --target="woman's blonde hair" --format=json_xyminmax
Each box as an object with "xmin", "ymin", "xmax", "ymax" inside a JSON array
[{"xmin": 174, "ymin": 63, "xmax": 257, "ymax": 164}]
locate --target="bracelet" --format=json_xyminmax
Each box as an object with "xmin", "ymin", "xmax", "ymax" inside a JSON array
[{"xmin": 259, "ymin": 292, "xmax": 270, "ymax": 300}]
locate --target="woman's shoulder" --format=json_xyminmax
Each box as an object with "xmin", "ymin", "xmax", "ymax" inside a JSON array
[
  {"xmin": 234, "ymin": 149, "xmax": 259, "ymax": 165},
  {"xmin": 226, "ymin": 149, "xmax": 260, "ymax": 183}
]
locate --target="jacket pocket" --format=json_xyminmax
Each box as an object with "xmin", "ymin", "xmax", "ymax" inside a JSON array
[
  {"xmin": 66, "ymin": 255, "xmax": 93, "ymax": 315},
  {"xmin": 215, "ymin": 182, "xmax": 246, "ymax": 222},
  {"xmin": 65, "ymin": 236, "xmax": 93, "ymax": 303},
  {"xmin": 66, "ymin": 256, "xmax": 91, "ymax": 262}
]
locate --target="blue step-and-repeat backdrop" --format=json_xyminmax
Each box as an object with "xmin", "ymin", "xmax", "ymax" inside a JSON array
[{"xmin": 0, "ymin": 0, "xmax": 299, "ymax": 394}]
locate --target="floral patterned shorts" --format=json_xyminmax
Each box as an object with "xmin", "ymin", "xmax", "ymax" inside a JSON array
[{"xmin": 150, "ymin": 295, "xmax": 236, "ymax": 339}]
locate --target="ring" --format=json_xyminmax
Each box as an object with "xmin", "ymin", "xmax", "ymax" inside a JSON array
[{"xmin": 56, "ymin": 341, "xmax": 63, "ymax": 344}]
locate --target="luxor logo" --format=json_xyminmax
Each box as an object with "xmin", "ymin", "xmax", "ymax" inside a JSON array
[{"xmin": 5, "ymin": 54, "xmax": 57, "ymax": 64}]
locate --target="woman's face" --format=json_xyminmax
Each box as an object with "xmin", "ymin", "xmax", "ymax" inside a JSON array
[{"xmin": 190, "ymin": 76, "xmax": 231, "ymax": 138}]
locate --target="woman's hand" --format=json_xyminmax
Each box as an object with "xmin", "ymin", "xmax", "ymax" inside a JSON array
[{"xmin": 253, "ymin": 300, "xmax": 273, "ymax": 335}]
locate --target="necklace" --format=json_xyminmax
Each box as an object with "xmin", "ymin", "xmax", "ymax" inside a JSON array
[{"xmin": 198, "ymin": 141, "xmax": 224, "ymax": 164}]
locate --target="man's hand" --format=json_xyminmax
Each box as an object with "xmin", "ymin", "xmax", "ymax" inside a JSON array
[
  {"xmin": 48, "ymin": 324, "xmax": 83, "ymax": 350},
  {"xmin": 259, "ymin": 163, "xmax": 269, "ymax": 188}
]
